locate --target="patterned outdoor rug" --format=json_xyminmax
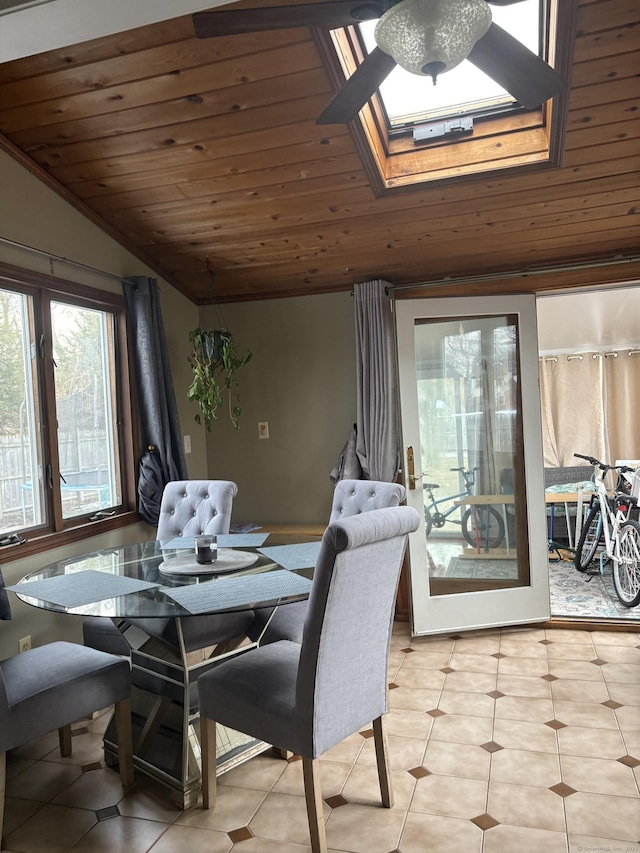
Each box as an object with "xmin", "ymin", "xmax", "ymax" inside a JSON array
[
  {"xmin": 443, "ymin": 552, "xmax": 638, "ymax": 620},
  {"xmin": 548, "ymin": 557, "xmax": 639, "ymax": 619}
]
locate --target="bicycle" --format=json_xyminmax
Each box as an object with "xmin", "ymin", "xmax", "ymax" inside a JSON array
[
  {"xmin": 573, "ymin": 453, "xmax": 640, "ymax": 608},
  {"xmin": 423, "ymin": 466, "xmax": 505, "ymax": 549}
]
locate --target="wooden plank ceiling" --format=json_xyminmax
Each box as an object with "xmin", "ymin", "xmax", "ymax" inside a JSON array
[{"xmin": 0, "ymin": 0, "xmax": 638, "ymax": 304}]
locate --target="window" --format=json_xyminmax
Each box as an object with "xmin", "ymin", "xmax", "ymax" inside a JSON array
[
  {"xmin": 0, "ymin": 264, "xmax": 136, "ymax": 553},
  {"xmin": 320, "ymin": 0, "xmax": 573, "ymax": 192}
]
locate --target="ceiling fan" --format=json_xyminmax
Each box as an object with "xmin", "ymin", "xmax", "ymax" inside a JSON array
[{"xmin": 193, "ymin": 0, "xmax": 568, "ymax": 125}]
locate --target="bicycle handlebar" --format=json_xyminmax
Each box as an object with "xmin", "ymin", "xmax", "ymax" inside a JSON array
[{"xmin": 574, "ymin": 453, "xmax": 634, "ymax": 474}]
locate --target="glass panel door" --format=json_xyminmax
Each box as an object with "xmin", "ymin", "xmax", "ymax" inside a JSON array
[{"xmin": 397, "ymin": 295, "xmax": 550, "ymax": 634}]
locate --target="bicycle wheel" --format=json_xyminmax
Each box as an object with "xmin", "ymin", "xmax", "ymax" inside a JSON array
[
  {"xmin": 574, "ymin": 503, "xmax": 603, "ymax": 572},
  {"xmin": 461, "ymin": 506, "xmax": 504, "ymax": 550},
  {"xmin": 424, "ymin": 507, "xmax": 433, "ymax": 538},
  {"xmin": 613, "ymin": 520, "xmax": 640, "ymax": 607}
]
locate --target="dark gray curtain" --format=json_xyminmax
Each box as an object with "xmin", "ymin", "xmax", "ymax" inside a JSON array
[
  {"xmin": 354, "ymin": 280, "xmax": 401, "ymax": 482},
  {"xmin": 0, "ymin": 568, "xmax": 11, "ymax": 620},
  {"xmin": 331, "ymin": 280, "xmax": 401, "ymax": 483},
  {"xmin": 124, "ymin": 277, "xmax": 188, "ymax": 525}
]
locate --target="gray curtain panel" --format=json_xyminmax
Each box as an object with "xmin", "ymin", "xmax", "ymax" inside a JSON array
[
  {"xmin": 353, "ymin": 280, "xmax": 401, "ymax": 483},
  {"xmin": 0, "ymin": 568, "xmax": 11, "ymax": 620},
  {"xmin": 123, "ymin": 277, "xmax": 188, "ymax": 525}
]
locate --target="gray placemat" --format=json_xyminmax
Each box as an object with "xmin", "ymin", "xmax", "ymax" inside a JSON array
[
  {"xmin": 8, "ymin": 570, "xmax": 159, "ymax": 609},
  {"xmin": 160, "ymin": 533, "xmax": 270, "ymax": 550},
  {"xmin": 163, "ymin": 570, "xmax": 312, "ymax": 614},
  {"xmin": 257, "ymin": 541, "xmax": 322, "ymax": 570}
]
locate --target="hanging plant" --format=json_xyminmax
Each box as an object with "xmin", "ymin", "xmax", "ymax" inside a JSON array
[{"xmin": 187, "ymin": 327, "xmax": 252, "ymax": 430}]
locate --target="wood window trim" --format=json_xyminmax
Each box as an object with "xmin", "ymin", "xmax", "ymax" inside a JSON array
[
  {"xmin": 312, "ymin": 0, "xmax": 577, "ymax": 196},
  {"xmin": 0, "ymin": 260, "xmax": 140, "ymax": 562}
]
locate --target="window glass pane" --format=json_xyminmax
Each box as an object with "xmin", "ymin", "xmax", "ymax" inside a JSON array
[
  {"xmin": 51, "ymin": 300, "xmax": 121, "ymax": 520},
  {"xmin": 0, "ymin": 287, "xmax": 45, "ymax": 533},
  {"xmin": 416, "ymin": 314, "xmax": 527, "ymax": 594}
]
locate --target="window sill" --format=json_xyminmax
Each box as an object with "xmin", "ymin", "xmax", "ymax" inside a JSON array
[{"xmin": 0, "ymin": 511, "xmax": 143, "ymax": 563}]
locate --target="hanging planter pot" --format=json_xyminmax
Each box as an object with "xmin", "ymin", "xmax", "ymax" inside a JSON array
[{"xmin": 187, "ymin": 328, "xmax": 252, "ymax": 430}]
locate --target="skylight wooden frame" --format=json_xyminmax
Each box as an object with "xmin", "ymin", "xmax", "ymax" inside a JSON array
[{"xmin": 313, "ymin": 0, "xmax": 577, "ymax": 196}]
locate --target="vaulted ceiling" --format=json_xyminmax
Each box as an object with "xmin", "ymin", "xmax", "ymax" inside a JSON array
[{"xmin": 0, "ymin": 0, "xmax": 638, "ymax": 304}]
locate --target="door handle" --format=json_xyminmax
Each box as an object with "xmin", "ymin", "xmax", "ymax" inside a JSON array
[{"xmin": 406, "ymin": 446, "xmax": 423, "ymax": 491}]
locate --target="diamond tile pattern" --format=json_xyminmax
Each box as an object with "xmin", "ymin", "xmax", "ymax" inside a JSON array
[
  {"xmin": 545, "ymin": 719, "xmax": 567, "ymax": 730},
  {"xmin": 95, "ymin": 805, "xmax": 120, "ymax": 820},
  {"xmin": 407, "ymin": 766, "xmax": 432, "ymax": 779},
  {"xmin": 471, "ymin": 812, "xmax": 500, "ymax": 830},
  {"xmin": 549, "ymin": 782, "xmax": 577, "ymax": 798},
  {"xmin": 3, "ymin": 623, "xmax": 639, "ymax": 853},
  {"xmin": 617, "ymin": 755, "xmax": 640, "ymax": 768},
  {"xmin": 480, "ymin": 741, "xmax": 504, "ymax": 754},
  {"xmin": 228, "ymin": 826, "xmax": 253, "ymax": 842},
  {"xmin": 325, "ymin": 794, "xmax": 349, "ymax": 808}
]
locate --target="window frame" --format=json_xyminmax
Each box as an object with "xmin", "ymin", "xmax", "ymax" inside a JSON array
[{"xmin": 0, "ymin": 261, "xmax": 139, "ymax": 562}]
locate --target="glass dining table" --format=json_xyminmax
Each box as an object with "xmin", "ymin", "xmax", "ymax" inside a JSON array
[{"xmin": 10, "ymin": 531, "xmax": 321, "ymax": 808}]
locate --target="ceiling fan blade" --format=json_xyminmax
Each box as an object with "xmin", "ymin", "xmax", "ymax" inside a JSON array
[
  {"xmin": 467, "ymin": 22, "xmax": 568, "ymax": 109},
  {"xmin": 193, "ymin": 2, "xmax": 376, "ymax": 37},
  {"xmin": 316, "ymin": 47, "xmax": 396, "ymax": 124}
]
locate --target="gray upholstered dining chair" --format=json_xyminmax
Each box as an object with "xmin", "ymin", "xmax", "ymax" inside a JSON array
[
  {"xmin": 0, "ymin": 569, "xmax": 133, "ymax": 849},
  {"xmin": 197, "ymin": 505, "xmax": 420, "ymax": 853},
  {"xmin": 155, "ymin": 479, "xmax": 237, "ymax": 540},
  {"xmin": 83, "ymin": 479, "xmax": 255, "ymax": 656},
  {"xmin": 248, "ymin": 479, "xmax": 407, "ymax": 646}
]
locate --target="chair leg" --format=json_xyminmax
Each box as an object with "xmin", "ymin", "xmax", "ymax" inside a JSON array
[
  {"xmin": 200, "ymin": 715, "xmax": 217, "ymax": 809},
  {"xmin": 0, "ymin": 751, "xmax": 6, "ymax": 851},
  {"xmin": 279, "ymin": 749, "xmax": 294, "ymax": 760},
  {"xmin": 58, "ymin": 724, "xmax": 72, "ymax": 757},
  {"xmin": 372, "ymin": 716, "xmax": 393, "ymax": 809},
  {"xmin": 302, "ymin": 757, "xmax": 327, "ymax": 853},
  {"xmin": 114, "ymin": 698, "xmax": 134, "ymax": 787}
]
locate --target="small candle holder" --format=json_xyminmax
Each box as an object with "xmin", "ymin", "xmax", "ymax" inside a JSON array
[{"xmin": 194, "ymin": 535, "xmax": 217, "ymax": 564}]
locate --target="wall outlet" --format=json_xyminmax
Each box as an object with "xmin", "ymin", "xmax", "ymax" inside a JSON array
[
  {"xmin": 18, "ymin": 635, "xmax": 31, "ymax": 653},
  {"xmin": 258, "ymin": 421, "xmax": 269, "ymax": 440}
]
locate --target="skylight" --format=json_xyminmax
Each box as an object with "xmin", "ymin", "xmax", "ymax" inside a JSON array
[{"xmin": 359, "ymin": 0, "xmax": 541, "ymax": 128}]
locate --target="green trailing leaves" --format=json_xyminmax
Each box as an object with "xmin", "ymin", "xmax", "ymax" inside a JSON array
[{"xmin": 187, "ymin": 328, "xmax": 252, "ymax": 430}]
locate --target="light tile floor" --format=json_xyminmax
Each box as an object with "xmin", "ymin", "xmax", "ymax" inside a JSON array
[{"xmin": 4, "ymin": 623, "xmax": 640, "ymax": 853}]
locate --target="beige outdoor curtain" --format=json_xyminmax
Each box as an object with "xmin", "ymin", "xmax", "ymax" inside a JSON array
[
  {"xmin": 539, "ymin": 350, "xmax": 640, "ymax": 468},
  {"xmin": 603, "ymin": 351, "xmax": 640, "ymax": 464}
]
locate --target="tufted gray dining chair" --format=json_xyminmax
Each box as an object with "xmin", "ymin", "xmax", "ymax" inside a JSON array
[
  {"xmin": 83, "ymin": 479, "xmax": 254, "ymax": 656},
  {"xmin": 197, "ymin": 505, "xmax": 420, "ymax": 853},
  {"xmin": 248, "ymin": 479, "xmax": 406, "ymax": 646},
  {"xmin": 156, "ymin": 479, "xmax": 237, "ymax": 540},
  {"xmin": 0, "ymin": 568, "xmax": 133, "ymax": 849}
]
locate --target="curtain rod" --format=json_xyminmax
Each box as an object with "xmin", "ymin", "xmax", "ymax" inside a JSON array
[
  {"xmin": 389, "ymin": 254, "xmax": 640, "ymax": 293},
  {"xmin": 540, "ymin": 349, "xmax": 640, "ymax": 362},
  {"xmin": 0, "ymin": 235, "xmax": 131, "ymax": 284}
]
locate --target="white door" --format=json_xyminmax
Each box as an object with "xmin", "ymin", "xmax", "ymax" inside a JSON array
[{"xmin": 397, "ymin": 295, "xmax": 550, "ymax": 635}]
